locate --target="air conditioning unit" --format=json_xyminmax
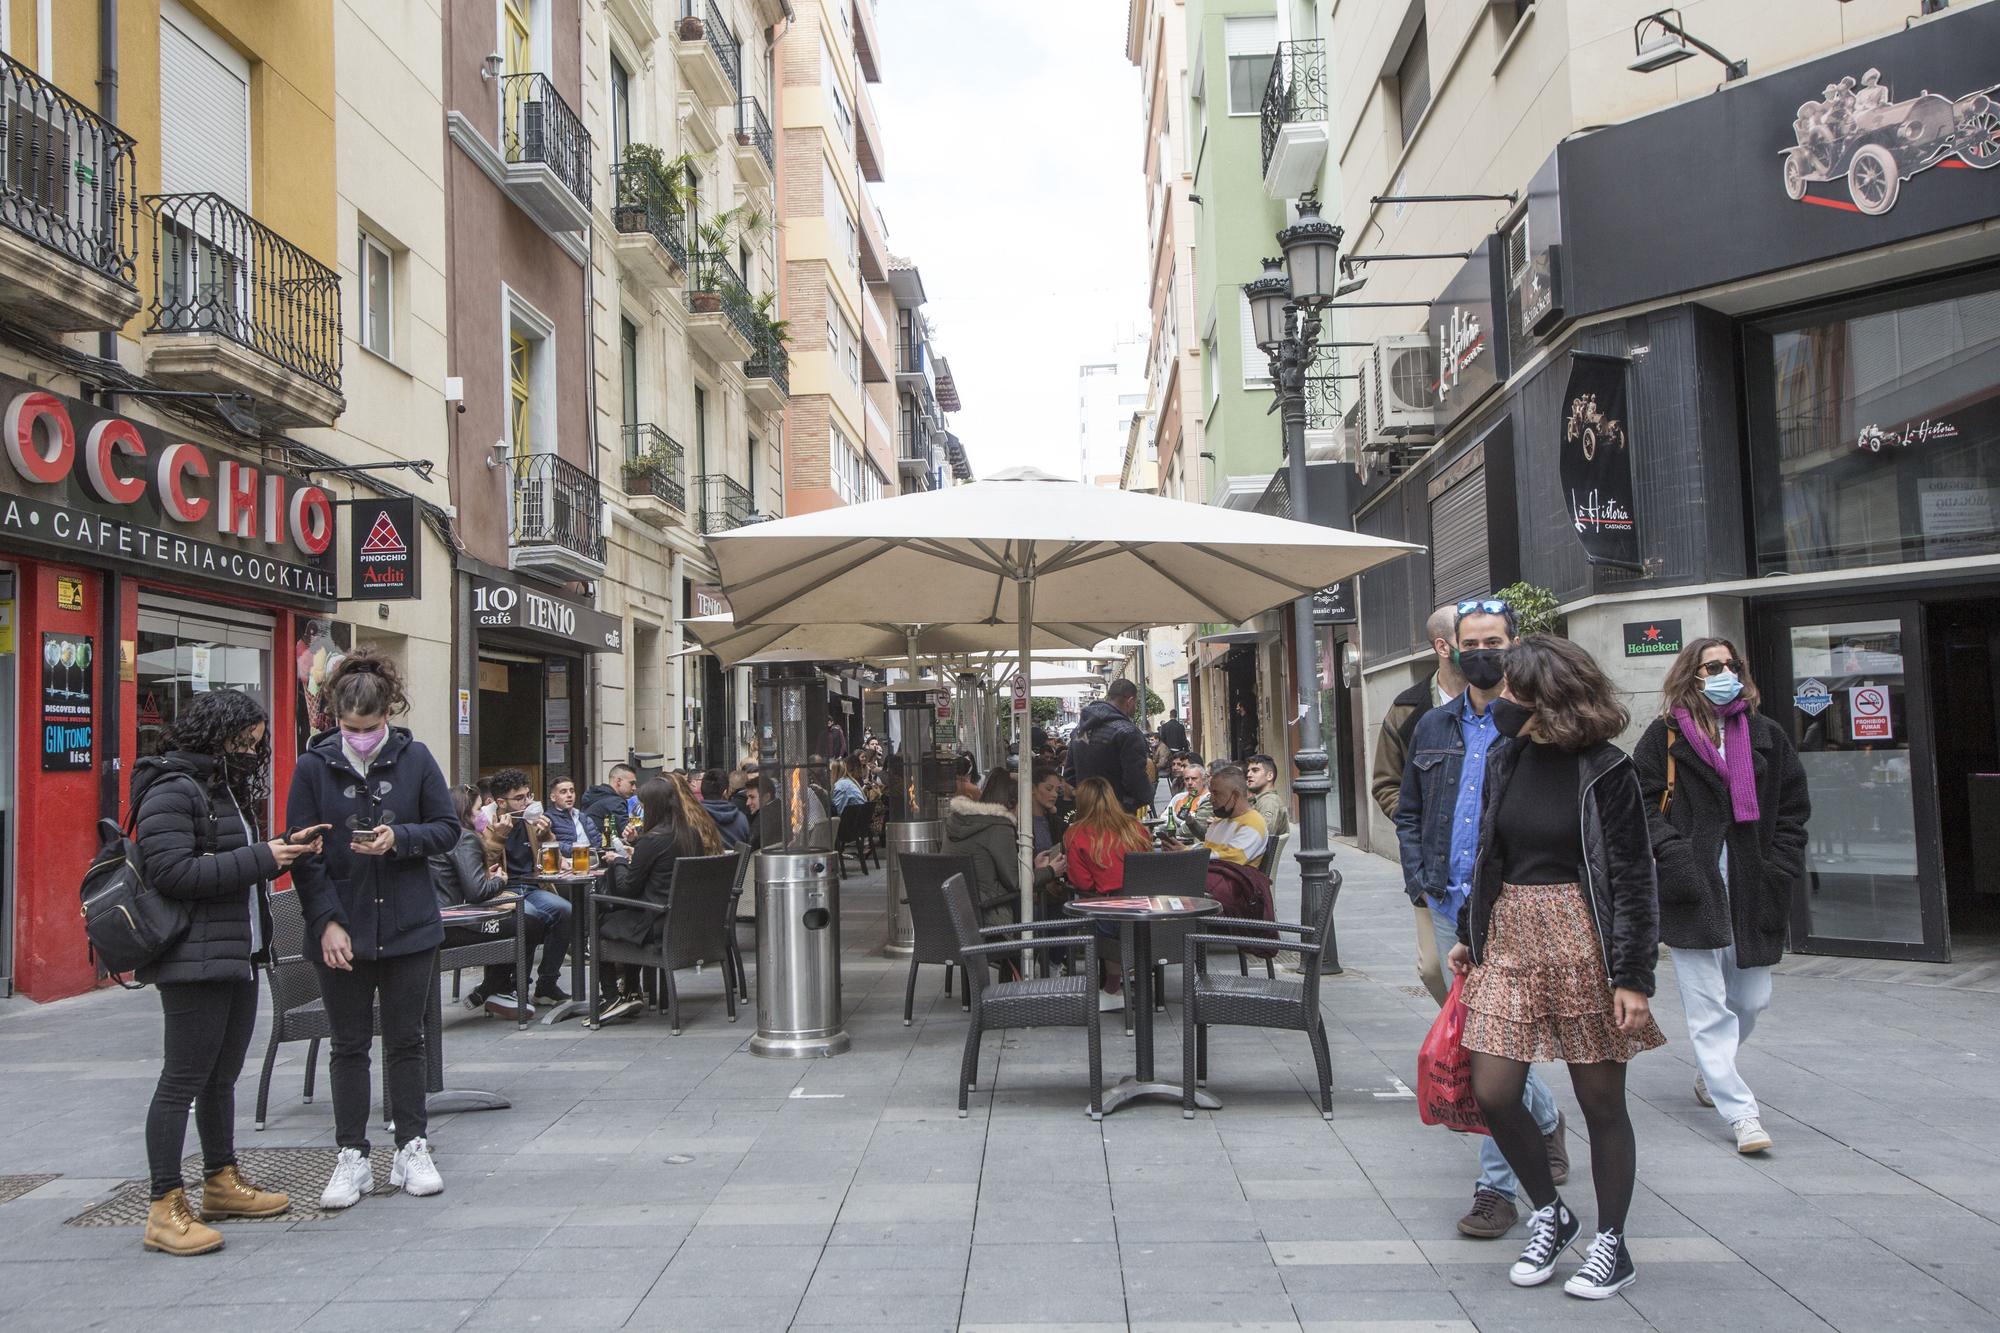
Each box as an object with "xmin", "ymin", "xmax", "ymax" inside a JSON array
[{"xmin": 1364, "ymin": 334, "xmax": 1438, "ymax": 446}]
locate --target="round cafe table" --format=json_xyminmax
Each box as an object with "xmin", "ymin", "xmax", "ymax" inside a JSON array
[
  {"xmin": 529, "ymin": 866, "xmax": 608, "ymax": 1026},
  {"xmin": 1064, "ymin": 893, "xmax": 1223, "ymax": 1115}
]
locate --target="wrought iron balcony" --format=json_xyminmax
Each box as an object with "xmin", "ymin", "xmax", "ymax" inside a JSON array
[
  {"xmin": 510, "ymin": 449, "xmax": 606, "ymax": 568},
  {"xmin": 686, "ymin": 250, "xmax": 758, "ymax": 358},
  {"xmin": 0, "ymin": 51, "xmax": 140, "ymax": 324},
  {"xmin": 612, "ymin": 155, "xmax": 687, "ymax": 272},
  {"xmin": 746, "ymin": 331, "xmax": 788, "ymax": 393},
  {"xmin": 1260, "ymin": 38, "xmax": 1327, "ymax": 177},
  {"xmin": 684, "ymin": 0, "xmax": 742, "ymax": 95},
  {"xmin": 699, "ymin": 472, "xmax": 754, "ymax": 535},
  {"xmin": 735, "ymin": 95, "xmax": 774, "ymax": 172},
  {"xmin": 621, "ymin": 423, "xmax": 686, "ymax": 513},
  {"xmin": 143, "ymin": 191, "xmax": 342, "ymax": 393},
  {"xmin": 501, "ymin": 73, "xmax": 592, "ymax": 213}
]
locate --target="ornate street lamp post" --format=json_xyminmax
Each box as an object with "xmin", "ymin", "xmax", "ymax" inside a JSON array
[{"xmin": 1245, "ymin": 191, "xmax": 1343, "ymax": 973}]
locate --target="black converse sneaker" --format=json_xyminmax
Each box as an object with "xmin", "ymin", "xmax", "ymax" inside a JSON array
[
  {"xmin": 1509, "ymin": 1198, "xmax": 1581, "ymax": 1287},
  {"xmin": 1564, "ymin": 1228, "xmax": 1636, "ymax": 1299}
]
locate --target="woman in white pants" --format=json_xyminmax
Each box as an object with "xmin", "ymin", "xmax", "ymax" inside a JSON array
[{"xmin": 1633, "ymin": 638, "xmax": 1811, "ymax": 1154}]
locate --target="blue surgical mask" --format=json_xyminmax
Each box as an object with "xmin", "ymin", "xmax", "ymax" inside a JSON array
[{"xmin": 1701, "ymin": 671, "xmax": 1743, "ymax": 706}]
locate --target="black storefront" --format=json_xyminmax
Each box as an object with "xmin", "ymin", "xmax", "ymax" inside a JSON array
[{"xmin": 1354, "ymin": 4, "xmax": 2000, "ymax": 961}]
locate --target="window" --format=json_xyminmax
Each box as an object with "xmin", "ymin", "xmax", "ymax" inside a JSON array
[
  {"xmin": 503, "ymin": 0, "xmax": 532, "ymax": 77},
  {"xmin": 1503, "ymin": 0, "xmax": 1534, "ymax": 33},
  {"xmin": 1238, "ymin": 290, "xmax": 1271, "ymax": 390},
  {"xmin": 160, "ymin": 0, "xmax": 250, "ymax": 206},
  {"xmin": 1396, "ymin": 19, "xmax": 1431, "ymax": 146},
  {"xmin": 823, "ymin": 38, "xmax": 854, "ymax": 144},
  {"xmin": 694, "ymin": 384, "xmax": 709, "ymax": 470},
  {"xmin": 831, "ymin": 423, "xmax": 882, "ymax": 505},
  {"xmin": 610, "ymin": 54, "xmax": 631, "ymax": 157},
  {"xmin": 823, "ymin": 160, "xmax": 858, "ymax": 277},
  {"xmin": 505, "ymin": 288, "xmax": 557, "ymax": 458},
  {"xmin": 509, "ymin": 331, "xmax": 534, "ymax": 452},
  {"xmin": 618, "ymin": 316, "xmax": 639, "ymax": 432},
  {"xmin": 358, "ymin": 231, "xmax": 393, "ymax": 360},
  {"xmin": 1224, "ymin": 16, "xmax": 1276, "ymax": 116},
  {"xmin": 834, "ymin": 298, "xmax": 861, "ymax": 386}
]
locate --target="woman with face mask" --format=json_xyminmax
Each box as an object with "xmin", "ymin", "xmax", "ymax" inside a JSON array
[
  {"xmin": 287, "ymin": 649, "xmax": 460, "ymax": 1210},
  {"xmin": 1632, "ymin": 638, "xmax": 1810, "ymax": 1157}
]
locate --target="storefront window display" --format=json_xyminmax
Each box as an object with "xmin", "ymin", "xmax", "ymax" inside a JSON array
[
  {"xmin": 1748, "ymin": 269, "xmax": 2000, "ymax": 574},
  {"xmin": 135, "ymin": 599, "xmax": 274, "ymax": 761}
]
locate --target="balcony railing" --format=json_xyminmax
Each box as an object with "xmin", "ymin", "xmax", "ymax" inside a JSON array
[
  {"xmin": 684, "ymin": 0, "xmax": 742, "ymax": 95},
  {"xmin": 621, "ymin": 423, "xmax": 686, "ymax": 511},
  {"xmin": 735, "ymin": 95, "xmax": 774, "ymax": 172},
  {"xmin": 746, "ymin": 332, "xmax": 788, "ymax": 393},
  {"xmin": 511, "ymin": 450, "xmax": 605, "ymax": 564},
  {"xmin": 1260, "ymin": 38, "xmax": 1326, "ymax": 175},
  {"xmin": 895, "ymin": 336, "xmax": 927, "ymax": 377},
  {"xmin": 699, "ymin": 472, "xmax": 754, "ymax": 534},
  {"xmin": 501, "ymin": 73, "xmax": 592, "ymax": 209},
  {"xmin": 0, "ymin": 52, "xmax": 138, "ymax": 286},
  {"xmin": 143, "ymin": 192, "xmax": 342, "ymax": 392},
  {"xmin": 687, "ymin": 250, "xmax": 759, "ymax": 344},
  {"xmin": 611, "ymin": 155, "xmax": 687, "ymax": 268}
]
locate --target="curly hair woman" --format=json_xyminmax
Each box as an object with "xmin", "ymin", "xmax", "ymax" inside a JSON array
[{"xmin": 136, "ymin": 688, "xmax": 319, "ymax": 1255}]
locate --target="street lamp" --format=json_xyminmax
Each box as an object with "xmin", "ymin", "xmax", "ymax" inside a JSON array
[{"xmin": 1245, "ymin": 190, "xmax": 1345, "ymax": 974}]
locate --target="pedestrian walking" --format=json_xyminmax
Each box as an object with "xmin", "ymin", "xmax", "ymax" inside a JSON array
[
  {"xmin": 1634, "ymin": 638, "xmax": 1810, "ymax": 1154},
  {"xmin": 1395, "ymin": 599, "xmax": 1566, "ymax": 1239},
  {"xmin": 1373, "ymin": 604, "xmax": 1464, "ymax": 1003},
  {"xmin": 135, "ymin": 688, "xmax": 313, "ymax": 1255},
  {"xmin": 286, "ymin": 650, "xmax": 459, "ymax": 1210},
  {"xmin": 1448, "ymin": 634, "xmax": 1665, "ymax": 1300},
  {"xmin": 1063, "ymin": 678, "xmax": 1153, "ymax": 813}
]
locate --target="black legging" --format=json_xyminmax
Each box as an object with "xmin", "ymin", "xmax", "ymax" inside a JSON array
[
  {"xmin": 147, "ymin": 976, "xmax": 259, "ymax": 1199},
  {"xmin": 1472, "ymin": 1053, "xmax": 1636, "ymax": 1233}
]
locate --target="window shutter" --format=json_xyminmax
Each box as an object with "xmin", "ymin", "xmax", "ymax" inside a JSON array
[
  {"xmin": 1429, "ymin": 467, "xmax": 1490, "ymax": 606},
  {"xmin": 1238, "ymin": 290, "xmax": 1271, "ymax": 389},
  {"xmin": 159, "ymin": 5, "xmax": 250, "ymax": 208},
  {"xmin": 1224, "ymin": 15, "xmax": 1277, "ymax": 56}
]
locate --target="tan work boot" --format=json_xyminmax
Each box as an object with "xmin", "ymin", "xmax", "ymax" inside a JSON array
[
  {"xmin": 199, "ymin": 1163, "xmax": 291, "ymax": 1220},
  {"xmin": 143, "ymin": 1188, "xmax": 224, "ymax": 1256}
]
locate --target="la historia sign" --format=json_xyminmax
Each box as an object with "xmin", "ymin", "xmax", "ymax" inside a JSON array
[{"xmin": 0, "ymin": 378, "xmax": 338, "ymax": 602}]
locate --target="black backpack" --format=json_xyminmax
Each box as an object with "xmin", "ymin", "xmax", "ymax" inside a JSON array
[{"xmin": 80, "ymin": 776, "xmax": 216, "ymax": 986}]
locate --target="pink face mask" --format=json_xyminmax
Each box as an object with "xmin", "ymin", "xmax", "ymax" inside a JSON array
[{"xmin": 345, "ymin": 725, "xmax": 389, "ymax": 758}]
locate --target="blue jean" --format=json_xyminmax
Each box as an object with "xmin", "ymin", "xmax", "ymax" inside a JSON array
[
  {"xmin": 521, "ymin": 887, "xmax": 572, "ymax": 988},
  {"xmin": 1430, "ymin": 906, "xmax": 1559, "ymax": 1199}
]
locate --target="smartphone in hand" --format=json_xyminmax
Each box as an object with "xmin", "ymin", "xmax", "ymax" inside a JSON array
[{"xmin": 287, "ymin": 823, "xmax": 332, "ymax": 845}]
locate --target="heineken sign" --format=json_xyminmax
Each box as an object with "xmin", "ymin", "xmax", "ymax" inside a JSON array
[{"xmin": 1623, "ymin": 618, "xmax": 1683, "ymax": 658}]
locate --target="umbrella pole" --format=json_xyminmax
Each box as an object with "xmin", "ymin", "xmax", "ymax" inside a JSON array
[{"xmin": 1017, "ymin": 577, "xmax": 1034, "ymax": 931}]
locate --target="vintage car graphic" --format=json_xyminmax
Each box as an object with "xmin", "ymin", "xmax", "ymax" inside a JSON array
[
  {"xmin": 1783, "ymin": 67, "xmax": 2000, "ymax": 215},
  {"xmin": 1565, "ymin": 391, "xmax": 1625, "ymax": 463}
]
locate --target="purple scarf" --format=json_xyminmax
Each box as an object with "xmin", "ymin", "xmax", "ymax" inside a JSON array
[{"xmin": 1672, "ymin": 700, "xmax": 1759, "ymax": 824}]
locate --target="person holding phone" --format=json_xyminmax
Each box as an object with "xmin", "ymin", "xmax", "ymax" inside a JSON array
[
  {"xmin": 287, "ymin": 649, "xmax": 458, "ymax": 1210},
  {"xmin": 134, "ymin": 688, "xmax": 314, "ymax": 1256}
]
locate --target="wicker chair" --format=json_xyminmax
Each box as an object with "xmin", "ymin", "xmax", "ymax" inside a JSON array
[
  {"xmin": 940, "ymin": 872, "xmax": 1102, "ymax": 1119},
  {"xmin": 1181, "ymin": 869, "xmax": 1342, "ymax": 1119},
  {"xmin": 725, "ymin": 845, "xmax": 752, "ymax": 1004},
  {"xmin": 835, "ymin": 800, "xmax": 879, "ymax": 875},
  {"xmin": 896, "ymin": 851, "xmax": 976, "ymax": 1025},
  {"xmin": 254, "ymin": 889, "xmax": 387, "ymax": 1131},
  {"xmin": 587, "ymin": 852, "xmax": 739, "ymax": 1033}
]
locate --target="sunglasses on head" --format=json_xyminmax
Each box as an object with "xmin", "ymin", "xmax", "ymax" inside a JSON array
[
  {"xmin": 1456, "ymin": 598, "xmax": 1508, "ymax": 617},
  {"xmin": 1697, "ymin": 659, "xmax": 1745, "ymax": 678}
]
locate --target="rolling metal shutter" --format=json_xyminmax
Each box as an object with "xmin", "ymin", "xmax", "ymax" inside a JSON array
[
  {"xmin": 159, "ymin": 2, "xmax": 250, "ymax": 207},
  {"xmin": 1429, "ymin": 466, "xmax": 1489, "ymax": 606}
]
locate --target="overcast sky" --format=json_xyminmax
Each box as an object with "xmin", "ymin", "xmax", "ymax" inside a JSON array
[{"xmin": 869, "ymin": 0, "xmax": 1146, "ymax": 480}]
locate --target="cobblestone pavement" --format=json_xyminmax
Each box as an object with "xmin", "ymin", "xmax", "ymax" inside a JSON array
[{"xmin": 3, "ymin": 845, "xmax": 1999, "ymax": 1330}]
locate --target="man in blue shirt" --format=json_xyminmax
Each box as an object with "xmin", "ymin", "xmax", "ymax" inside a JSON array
[{"xmin": 1394, "ymin": 600, "xmax": 1566, "ymax": 1240}]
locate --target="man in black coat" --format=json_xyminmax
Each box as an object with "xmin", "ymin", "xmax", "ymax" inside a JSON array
[
  {"xmin": 1157, "ymin": 711, "xmax": 1188, "ymax": 754},
  {"xmin": 1063, "ymin": 679, "xmax": 1153, "ymax": 814}
]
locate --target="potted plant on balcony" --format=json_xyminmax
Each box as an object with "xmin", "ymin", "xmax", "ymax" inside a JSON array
[
  {"xmin": 687, "ymin": 206, "xmax": 766, "ymax": 314},
  {"xmin": 623, "ymin": 435, "xmax": 683, "ymax": 502},
  {"xmin": 749, "ymin": 292, "xmax": 789, "ymax": 373},
  {"xmin": 677, "ymin": 12, "xmax": 705, "ymax": 41},
  {"xmin": 614, "ymin": 144, "xmax": 698, "ymax": 234}
]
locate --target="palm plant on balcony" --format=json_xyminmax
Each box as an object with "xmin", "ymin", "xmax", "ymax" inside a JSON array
[
  {"xmin": 750, "ymin": 291, "xmax": 789, "ymax": 349},
  {"xmin": 614, "ymin": 143, "xmax": 697, "ymax": 233},
  {"xmin": 688, "ymin": 205, "xmax": 767, "ymax": 313}
]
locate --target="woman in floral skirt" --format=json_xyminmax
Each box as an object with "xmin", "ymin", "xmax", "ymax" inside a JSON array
[{"xmin": 1447, "ymin": 634, "xmax": 1664, "ymax": 1301}]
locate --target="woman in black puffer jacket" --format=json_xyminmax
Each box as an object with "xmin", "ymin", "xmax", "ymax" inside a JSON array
[{"xmin": 136, "ymin": 688, "xmax": 319, "ymax": 1257}]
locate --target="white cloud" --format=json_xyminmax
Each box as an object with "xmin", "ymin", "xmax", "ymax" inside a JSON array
[{"xmin": 869, "ymin": 0, "xmax": 1146, "ymax": 479}]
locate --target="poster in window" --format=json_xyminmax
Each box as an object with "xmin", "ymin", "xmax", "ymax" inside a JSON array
[
  {"xmin": 1557, "ymin": 352, "xmax": 1641, "ymax": 570},
  {"xmin": 41, "ymin": 633, "xmax": 93, "ymax": 771}
]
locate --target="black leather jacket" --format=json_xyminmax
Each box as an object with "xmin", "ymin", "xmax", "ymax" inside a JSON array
[{"xmin": 1457, "ymin": 738, "xmax": 1660, "ymax": 996}]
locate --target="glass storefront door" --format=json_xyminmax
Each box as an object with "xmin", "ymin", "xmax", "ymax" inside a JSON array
[
  {"xmin": 135, "ymin": 598, "xmax": 274, "ymax": 761},
  {"xmin": 1762, "ymin": 600, "xmax": 1947, "ymax": 960}
]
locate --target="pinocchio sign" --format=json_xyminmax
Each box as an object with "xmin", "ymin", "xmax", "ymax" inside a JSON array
[{"xmin": 0, "ymin": 376, "xmax": 337, "ymax": 605}]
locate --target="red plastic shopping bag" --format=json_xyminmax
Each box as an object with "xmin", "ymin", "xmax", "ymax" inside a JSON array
[{"xmin": 1417, "ymin": 975, "xmax": 1490, "ymax": 1136}]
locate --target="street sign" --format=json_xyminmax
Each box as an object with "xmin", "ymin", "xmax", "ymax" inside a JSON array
[
  {"xmin": 1011, "ymin": 677, "xmax": 1029, "ymax": 714},
  {"xmin": 1849, "ymin": 685, "xmax": 1893, "ymax": 740}
]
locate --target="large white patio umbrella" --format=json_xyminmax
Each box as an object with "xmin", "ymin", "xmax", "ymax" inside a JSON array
[
  {"xmin": 708, "ymin": 467, "xmax": 1419, "ymax": 920},
  {"xmin": 680, "ymin": 613, "xmax": 1104, "ymax": 669}
]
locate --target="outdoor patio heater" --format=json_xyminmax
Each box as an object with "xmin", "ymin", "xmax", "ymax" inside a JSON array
[
  {"xmin": 881, "ymin": 685, "xmax": 952, "ymax": 957},
  {"xmin": 748, "ymin": 663, "xmax": 849, "ymax": 1059}
]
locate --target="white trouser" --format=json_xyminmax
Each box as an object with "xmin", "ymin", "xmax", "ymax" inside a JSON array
[{"xmin": 1674, "ymin": 942, "xmax": 1772, "ymax": 1125}]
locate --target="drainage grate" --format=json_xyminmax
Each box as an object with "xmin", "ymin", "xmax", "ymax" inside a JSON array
[
  {"xmin": 0, "ymin": 1174, "xmax": 60, "ymax": 1203},
  {"xmin": 1398, "ymin": 985, "xmax": 1430, "ymax": 999},
  {"xmin": 64, "ymin": 1146, "xmax": 396, "ymax": 1227}
]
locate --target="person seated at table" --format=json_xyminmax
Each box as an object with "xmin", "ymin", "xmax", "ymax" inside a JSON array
[
  {"xmin": 943, "ymin": 768, "xmax": 1060, "ymax": 930},
  {"xmin": 1244, "ymin": 754, "xmax": 1292, "ymax": 838},
  {"xmin": 1168, "ymin": 769, "xmax": 1269, "ymax": 865},
  {"xmin": 698, "ymin": 768, "xmax": 752, "ymax": 848},
  {"xmin": 1167, "ymin": 757, "xmax": 1212, "ymax": 840},
  {"xmin": 545, "ymin": 776, "xmax": 605, "ymax": 859},
  {"xmin": 594, "ymin": 777, "xmax": 725, "ymax": 1024},
  {"xmin": 741, "ymin": 776, "xmax": 776, "ymax": 850},
  {"xmin": 430, "ymin": 784, "xmax": 546, "ymax": 1020},
  {"xmin": 830, "ymin": 759, "xmax": 867, "ymax": 816},
  {"xmin": 1061, "ymin": 775, "xmax": 1155, "ymax": 1009},
  {"xmin": 490, "ymin": 768, "xmax": 571, "ymax": 1006},
  {"xmin": 954, "ymin": 752, "xmax": 982, "ymax": 802}
]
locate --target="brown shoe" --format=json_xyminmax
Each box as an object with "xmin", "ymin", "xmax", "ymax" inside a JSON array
[
  {"xmin": 1546, "ymin": 1110, "xmax": 1571, "ymax": 1186},
  {"xmin": 143, "ymin": 1188, "xmax": 224, "ymax": 1255},
  {"xmin": 1457, "ymin": 1186, "xmax": 1519, "ymax": 1238},
  {"xmin": 199, "ymin": 1163, "xmax": 291, "ymax": 1220}
]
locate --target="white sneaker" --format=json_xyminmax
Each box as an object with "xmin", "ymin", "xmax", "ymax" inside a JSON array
[
  {"xmin": 1097, "ymin": 989, "xmax": 1124, "ymax": 1012},
  {"xmin": 319, "ymin": 1147, "xmax": 373, "ymax": 1210},
  {"xmin": 390, "ymin": 1137, "xmax": 444, "ymax": 1196},
  {"xmin": 1733, "ymin": 1117, "xmax": 1773, "ymax": 1154},
  {"xmin": 1694, "ymin": 1072, "xmax": 1713, "ymax": 1107}
]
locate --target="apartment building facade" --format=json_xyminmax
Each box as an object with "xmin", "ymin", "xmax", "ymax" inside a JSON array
[{"xmin": 1330, "ymin": 0, "xmax": 2000, "ymax": 962}]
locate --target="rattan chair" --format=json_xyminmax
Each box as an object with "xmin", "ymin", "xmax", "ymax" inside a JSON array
[
  {"xmin": 896, "ymin": 851, "xmax": 976, "ymax": 1025},
  {"xmin": 587, "ymin": 852, "xmax": 739, "ymax": 1033},
  {"xmin": 940, "ymin": 873, "xmax": 1102, "ymax": 1119},
  {"xmin": 254, "ymin": 889, "xmax": 387, "ymax": 1131},
  {"xmin": 1181, "ymin": 869, "xmax": 1342, "ymax": 1119}
]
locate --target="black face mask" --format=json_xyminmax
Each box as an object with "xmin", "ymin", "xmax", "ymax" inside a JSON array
[
  {"xmin": 1490, "ymin": 696, "xmax": 1535, "ymax": 740},
  {"xmin": 223, "ymin": 751, "xmax": 264, "ymax": 783},
  {"xmin": 1455, "ymin": 648, "xmax": 1506, "ymax": 691}
]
